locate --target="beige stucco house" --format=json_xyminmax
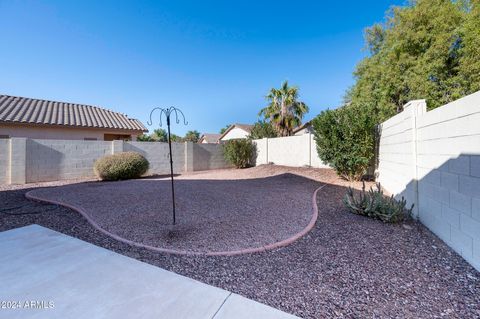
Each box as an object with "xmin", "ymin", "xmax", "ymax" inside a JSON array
[
  {"xmin": 218, "ymin": 123, "xmax": 253, "ymax": 142},
  {"xmin": 0, "ymin": 94, "xmax": 147, "ymax": 140}
]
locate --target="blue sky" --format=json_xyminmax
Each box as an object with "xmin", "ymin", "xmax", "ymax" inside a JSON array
[{"xmin": 0, "ymin": 0, "xmax": 404, "ymax": 135}]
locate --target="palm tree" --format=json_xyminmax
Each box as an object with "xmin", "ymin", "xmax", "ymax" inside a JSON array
[{"xmin": 259, "ymin": 81, "xmax": 309, "ymax": 136}]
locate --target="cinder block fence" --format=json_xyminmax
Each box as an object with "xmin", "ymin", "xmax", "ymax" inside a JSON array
[
  {"xmin": 254, "ymin": 134, "xmax": 328, "ymax": 168},
  {"xmin": 0, "ymin": 139, "xmax": 231, "ymax": 184},
  {"xmin": 377, "ymin": 91, "xmax": 480, "ymax": 271}
]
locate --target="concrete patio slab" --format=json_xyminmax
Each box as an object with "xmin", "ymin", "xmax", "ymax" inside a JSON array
[
  {"xmin": 0, "ymin": 225, "xmax": 300, "ymax": 319},
  {"xmin": 216, "ymin": 293, "xmax": 298, "ymax": 319}
]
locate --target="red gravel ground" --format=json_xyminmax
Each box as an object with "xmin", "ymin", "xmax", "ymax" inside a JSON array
[
  {"xmin": 27, "ymin": 170, "xmax": 323, "ymax": 254},
  {"xmin": 1, "ymin": 165, "xmax": 479, "ymax": 318}
]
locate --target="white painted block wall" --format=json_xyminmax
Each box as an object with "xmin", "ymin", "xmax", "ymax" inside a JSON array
[
  {"xmin": 377, "ymin": 91, "xmax": 480, "ymax": 271},
  {"xmin": 253, "ymin": 134, "xmax": 328, "ymax": 168}
]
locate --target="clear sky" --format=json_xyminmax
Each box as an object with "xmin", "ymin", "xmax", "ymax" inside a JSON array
[{"xmin": 0, "ymin": 0, "xmax": 405, "ymax": 135}]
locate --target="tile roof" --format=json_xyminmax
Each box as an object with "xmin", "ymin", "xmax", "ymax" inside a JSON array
[
  {"xmin": 233, "ymin": 123, "xmax": 253, "ymax": 132},
  {"xmin": 0, "ymin": 94, "xmax": 147, "ymax": 132},
  {"xmin": 199, "ymin": 133, "xmax": 221, "ymax": 143}
]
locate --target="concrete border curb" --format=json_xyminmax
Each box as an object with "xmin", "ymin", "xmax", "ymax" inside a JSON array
[{"xmin": 25, "ymin": 184, "xmax": 326, "ymax": 256}]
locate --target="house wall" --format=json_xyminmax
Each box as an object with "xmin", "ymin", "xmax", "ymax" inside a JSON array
[
  {"xmin": 220, "ymin": 127, "xmax": 249, "ymax": 141},
  {"xmin": 253, "ymin": 134, "xmax": 328, "ymax": 168},
  {"xmin": 0, "ymin": 124, "xmax": 140, "ymax": 141},
  {"xmin": 0, "ymin": 139, "xmax": 230, "ymax": 184},
  {"xmin": 377, "ymin": 91, "xmax": 480, "ymax": 271},
  {"xmin": 293, "ymin": 125, "xmax": 313, "ymax": 136}
]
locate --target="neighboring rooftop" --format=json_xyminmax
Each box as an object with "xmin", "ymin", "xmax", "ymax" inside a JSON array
[
  {"xmin": 292, "ymin": 120, "xmax": 312, "ymax": 135},
  {"xmin": 0, "ymin": 94, "xmax": 147, "ymax": 132},
  {"xmin": 199, "ymin": 133, "xmax": 221, "ymax": 144},
  {"xmin": 219, "ymin": 123, "xmax": 253, "ymax": 140}
]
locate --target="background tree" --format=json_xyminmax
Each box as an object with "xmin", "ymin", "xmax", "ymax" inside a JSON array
[
  {"xmin": 219, "ymin": 124, "xmax": 231, "ymax": 134},
  {"xmin": 152, "ymin": 128, "xmax": 168, "ymax": 142},
  {"xmin": 313, "ymin": 0, "xmax": 480, "ymax": 180},
  {"xmin": 169, "ymin": 134, "xmax": 183, "ymax": 142},
  {"xmin": 259, "ymin": 81, "xmax": 309, "ymax": 136},
  {"xmin": 184, "ymin": 130, "xmax": 200, "ymax": 143},
  {"xmin": 458, "ymin": 0, "xmax": 480, "ymax": 95},
  {"xmin": 136, "ymin": 134, "xmax": 154, "ymax": 142},
  {"xmin": 248, "ymin": 121, "xmax": 278, "ymax": 139},
  {"xmin": 347, "ymin": 0, "xmax": 479, "ymax": 118},
  {"xmin": 137, "ymin": 128, "xmax": 183, "ymax": 142}
]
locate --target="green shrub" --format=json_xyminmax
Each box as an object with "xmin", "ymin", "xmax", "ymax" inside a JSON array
[
  {"xmin": 248, "ymin": 121, "xmax": 278, "ymax": 139},
  {"xmin": 312, "ymin": 104, "xmax": 376, "ymax": 181},
  {"xmin": 94, "ymin": 152, "xmax": 149, "ymax": 181},
  {"xmin": 343, "ymin": 182, "xmax": 413, "ymax": 223},
  {"xmin": 223, "ymin": 139, "xmax": 256, "ymax": 168}
]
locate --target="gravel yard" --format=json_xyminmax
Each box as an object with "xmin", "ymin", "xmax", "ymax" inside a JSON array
[
  {"xmin": 1, "ymin": 165, "xmax": 479, "ymax": 318},
  {"xmin": 26, "ymin": 172, "xmax": 321, "ymax": 254}
]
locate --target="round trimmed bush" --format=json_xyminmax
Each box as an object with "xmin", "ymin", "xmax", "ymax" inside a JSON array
[{"xmin": 94, "ymin": 152, "xmax": 149, "ymax": 181}]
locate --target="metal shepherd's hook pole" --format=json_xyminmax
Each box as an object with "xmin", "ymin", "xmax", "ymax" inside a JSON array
[{"xmin": 147, "ymin": 106, "xmax": 188, "ymax": 225}]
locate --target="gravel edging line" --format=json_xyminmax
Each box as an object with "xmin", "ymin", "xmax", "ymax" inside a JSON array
[{"xmin": 25, "ymin": 183, "xmax": 326, "ymax": 256}]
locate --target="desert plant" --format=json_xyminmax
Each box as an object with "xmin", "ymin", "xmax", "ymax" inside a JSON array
[
  {"xmin": 343, "ymin": 182, "xmax": 413, "ymax": 223},
  {"xmin": 94, "ymin": 152, "xmax": 149, "ymax": 181},
  {"xmin": 223, "ymin": 139, "xmax": 256, "ymax": 168}
]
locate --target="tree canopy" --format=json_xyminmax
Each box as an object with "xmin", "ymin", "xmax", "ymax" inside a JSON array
[
  {"xmin": 312, "ymin": 0, "xmax": 480, "ymax": 180},
  {"xmin": 248, "ymin": 121, "xmax": 278, "ymax": 139},
  {"xmin": 184, "ymin": 130, "xmax": 200, "ymax": 143},
  {"xmin": 347, "ymin": 0, "xmax": 480, "ymax": 120},
  {"xmin": 219, "ymin": 124, "xmax": 231, "ymax": 134},
  {"xmin": 137, "ymin": 128, "xmax": 185, "ymax": 143},
  {"xmin": 152, "ymin": 129, "xmax": 168, "ymax": 142}
]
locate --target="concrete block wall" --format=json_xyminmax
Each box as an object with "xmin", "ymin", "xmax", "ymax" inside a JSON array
[
  {"xmin": 192, "ymin": 143, "xmax": 233, "ymax": 171},
  {"xmin": 377, "ymin": 100, "xmax": 426, "ymax": 214},
  {"xmin": 124, "ymin": 141, "xmax": 186, "ymax": 175},
  {"xmin": 10, "ymin": 138, "xmax": 27, "ymax": 184},
  {"xmin": 253, "ymin": 134, "xmax": 328, "ymax": 168},
  {"xmin": 0, "ymin": 139, "xmax": 9, "ymax": 184},
  {"xmin": 26, "ymin": 139, "xmax": 112, "ymax": 183},
  {"xmin": 0, "ymin": 139, "xmax": 230, "ymax": 184},
  {"xmin": 377, "ymin": 91, "xmax": 480, "ymax": 271}
]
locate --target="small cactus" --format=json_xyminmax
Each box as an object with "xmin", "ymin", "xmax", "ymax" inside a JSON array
[{"xmin": 343, "ymin": 182, "xmax": 413, "ymax": 223}]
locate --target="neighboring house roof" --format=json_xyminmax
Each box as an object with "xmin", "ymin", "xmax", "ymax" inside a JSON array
[
  {"xmin": 219, "ymin": 123, "xmax": 253, "ymax": 140},
  {"xmin": 0, "ymin": 94, "xmax": 147, "ymax": 132},
  {"xmin": 292, "ymin": 120, "xmax": 312, "ymax": 135},
  {"xmin": 199, "ymin": 133, "xmax": 221, "ymax": 144}
]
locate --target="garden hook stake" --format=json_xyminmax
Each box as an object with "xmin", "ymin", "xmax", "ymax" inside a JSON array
[{"xmin": 147, "ymin": 106, "xmax": 188, "ymax": 225}]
